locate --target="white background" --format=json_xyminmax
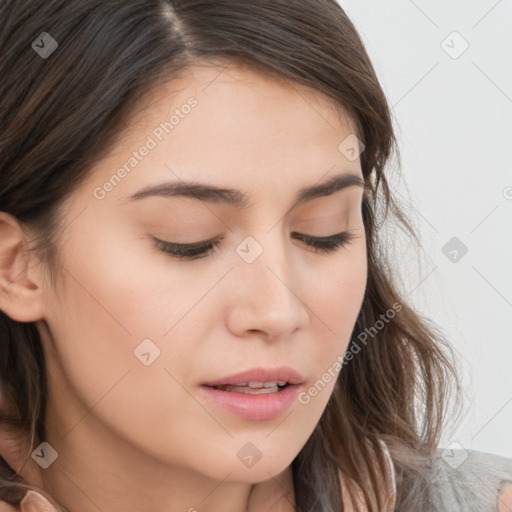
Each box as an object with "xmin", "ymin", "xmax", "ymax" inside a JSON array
[{"xmin": 337, "ymin": 0, "xmax": 512, "ymax": 458}]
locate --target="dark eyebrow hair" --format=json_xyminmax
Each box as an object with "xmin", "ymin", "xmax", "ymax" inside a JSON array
[{"xmin": 127, "ymin": 172, "xmax": 369, "ymax": 209}]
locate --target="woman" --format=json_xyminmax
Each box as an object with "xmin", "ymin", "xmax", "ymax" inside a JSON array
[{"xmin": 0, "ymin": 1, "xmax": 511, "ymax": 511}]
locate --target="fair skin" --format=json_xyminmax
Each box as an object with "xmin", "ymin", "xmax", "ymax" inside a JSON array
[{"xmin": 0, "ymin": 62, "xmax": 374, "ymax": 511}]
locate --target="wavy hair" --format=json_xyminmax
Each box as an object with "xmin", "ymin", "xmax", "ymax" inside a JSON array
[{"xmin": 0, "ymin": 1, "xmax": 463, "ymax": 510}]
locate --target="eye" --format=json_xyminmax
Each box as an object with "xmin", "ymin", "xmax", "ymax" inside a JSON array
[
  {"xmin": 291, "ymin": 230, "xmax": 358, "ymax": 253},
  {"xmin": 152, "ymin": 236, "xmax": 223, "ymax": 261},
  {"xmin": 153, "ymin": 230, "xmax": 359, "ymax": 260}
]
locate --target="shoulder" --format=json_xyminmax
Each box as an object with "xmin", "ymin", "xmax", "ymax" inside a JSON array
[{"xmin": 420, "ymin": 447, "xmax": 512, "ymax": 512}]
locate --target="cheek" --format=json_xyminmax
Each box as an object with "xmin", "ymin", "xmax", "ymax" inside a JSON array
[
  {"xmin": 289, "ymin": 263, "xmax": 367, "ymax": 462},
  {"xmin": 295, "ymin": 247, "xmax": 367, "ymax": 415},
  {"xmin": 311, "ymin": 247, "xmax": 367, "ymax": 352},
  {"xmin": 44, "ymin": 241, "xmax": 217, "ymax": 466},
  {"xmin": 43, "ymin": 224, "xmax": 179, "ymax": 422}
]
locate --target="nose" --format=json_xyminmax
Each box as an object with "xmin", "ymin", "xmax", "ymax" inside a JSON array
[{"xmin": 225, "ymin": 234, "xmax": 310, "ymax": 341}]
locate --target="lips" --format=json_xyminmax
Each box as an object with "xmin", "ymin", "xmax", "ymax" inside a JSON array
[
  {"xmin": 201, "ymin": 366, "xmax": 305, "ymax": 388},
  {"xmin": 211, "ymin": 381, "xmax": 288, "ymax": 394},
  {"xmin": 200, "ymin": 366, "xmax": 305, "ymax": 420}
]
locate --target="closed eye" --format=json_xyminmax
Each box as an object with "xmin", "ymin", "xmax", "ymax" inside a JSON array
[{"xmin": 152, "ymin": 230, "xmax": 359, "ymax": 260}]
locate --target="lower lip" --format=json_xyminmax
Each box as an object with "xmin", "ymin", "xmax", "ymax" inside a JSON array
[{"xmin": 199, "ymin": 384, "xmax": 301, "ymax": 421}]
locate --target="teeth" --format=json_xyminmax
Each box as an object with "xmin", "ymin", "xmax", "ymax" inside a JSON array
[
  {"xmin": 247, "ymin": 381, "xmax": 286, "ymax": 388},
  {"xmin": 238, "ymin": 386, "xmax": 277, "ymax": 394},
  {"xmin": 212, "ymin": 380, "xmax": 289, "ymax": 393}
]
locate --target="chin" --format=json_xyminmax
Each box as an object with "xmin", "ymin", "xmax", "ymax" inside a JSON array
[{"xmin": 195, "ymin": 446, "xmax": 296, "ymax": 484}]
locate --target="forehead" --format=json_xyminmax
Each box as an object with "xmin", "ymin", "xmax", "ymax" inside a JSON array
[
  {"xmin": 79, "ymin": 62, "xmax": 363, "ymax": 210},
  {"xmin": 130, "ymin": 60, "xmax": 356, "ymax": 133}
]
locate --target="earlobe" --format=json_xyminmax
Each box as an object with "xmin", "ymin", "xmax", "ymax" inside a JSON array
[{"xmin": 0, "ymin": 212, "xmax": 45, "ymax": 323}]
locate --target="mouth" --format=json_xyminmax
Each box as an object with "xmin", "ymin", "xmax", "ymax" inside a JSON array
[
  {"xmin": 201, "ymin": 366, "xmax": 304, "ymax": 388},
  {"xmin": 205, "ymin": 381, "xmax": 290, "ymax": 394},
  {"xmin": 200, "ymin": 366, "xmax": 304, "ymax": 421}
]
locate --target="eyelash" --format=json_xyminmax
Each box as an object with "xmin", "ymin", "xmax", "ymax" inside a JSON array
[{"xmin": 153, "ymin": 230, "xmax": 358, "ymax": 260}]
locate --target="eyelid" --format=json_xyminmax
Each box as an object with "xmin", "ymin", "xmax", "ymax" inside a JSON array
[
  {"xmin": 152, "ymin": 229, "xmax": 360, "ymax": 260},
  {"xmin": 153, "ymin": 236, "xmax": 218, "ymax": 249},
  {"xmin": 152, "ymin": 235, "xmax": 223, "ymax": 260}
]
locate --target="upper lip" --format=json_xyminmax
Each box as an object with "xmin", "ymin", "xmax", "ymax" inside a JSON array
[{"xmin": 202, "ymin": 366, "xmax": 305, "ymax": 387}]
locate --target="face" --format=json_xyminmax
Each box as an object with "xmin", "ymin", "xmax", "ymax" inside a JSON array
[{"xmin": 36, "ymin": 62, "xmax": 367, "ymax": 485}]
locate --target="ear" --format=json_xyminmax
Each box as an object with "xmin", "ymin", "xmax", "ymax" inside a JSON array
[{"xmin": 0, "ymin": 212, "xmax": 45, "ymax": 323}]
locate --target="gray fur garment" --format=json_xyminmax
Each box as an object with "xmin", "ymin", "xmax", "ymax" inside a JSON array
[{"xmin": 384, "ymin": 445, "xmax": 512, "ymax": 511}]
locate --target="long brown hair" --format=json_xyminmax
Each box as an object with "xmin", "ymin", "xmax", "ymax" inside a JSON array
[{"xmin": 0, "ymin": 1, "xmax": 463, "ymax": 510}]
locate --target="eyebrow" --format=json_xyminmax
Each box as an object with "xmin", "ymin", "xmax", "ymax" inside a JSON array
[{"xmin": 127, "ymin": 172, "xmax": 369, "ymax": 210}]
